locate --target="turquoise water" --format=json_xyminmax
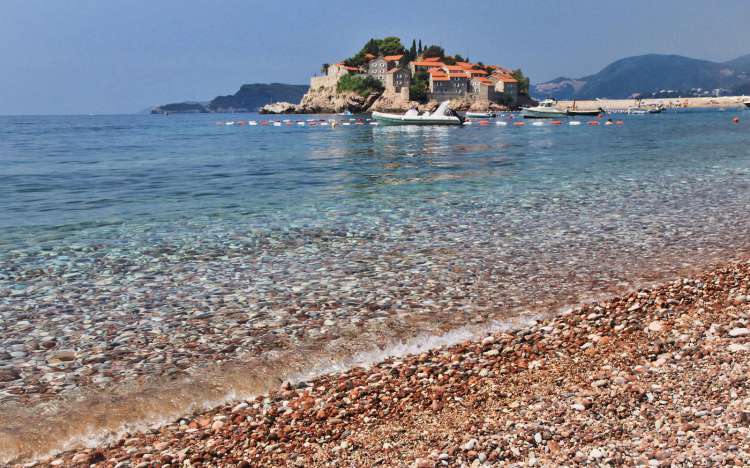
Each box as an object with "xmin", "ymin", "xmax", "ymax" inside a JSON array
[{"xmin": 1, "ymin": 109, "xmax": 750, "ymax": 460}]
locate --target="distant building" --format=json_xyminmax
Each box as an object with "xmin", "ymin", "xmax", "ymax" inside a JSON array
[
  {"xmin": 471, "ymin": 77, "xmax": 496, "ymax": 102},
  {"xmin": 490, "ymin": 70, "xmax": 519, "ymax": 104},
  {"xmin": 385, "ymin": 67, "xmax": 411, "ymax": 94},
  {"xmin": 310, "ymin": 63, "xmax": 360, "ymax": 90},
  {"xmin": 368, "ymin": 56, "xmax": 389, "ymax": 84}
]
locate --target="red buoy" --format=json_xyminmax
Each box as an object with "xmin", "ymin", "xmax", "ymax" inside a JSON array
[{"xmin": 733, "ymin": 117, "xmax": 740, "ymax": 124}]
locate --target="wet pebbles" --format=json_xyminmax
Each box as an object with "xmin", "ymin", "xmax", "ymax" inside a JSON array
[{"xmin": 37, "ymin": 259, "xmax": 750, "ymax": 466}]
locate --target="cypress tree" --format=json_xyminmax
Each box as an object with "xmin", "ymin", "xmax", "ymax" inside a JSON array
[
  {"xmin": 410, "ymin": 39, "xmax": 417, "ymax": 60},
  {"xmin": 418, "ymin": 40, "xmax": 422, "ymax": 55}
]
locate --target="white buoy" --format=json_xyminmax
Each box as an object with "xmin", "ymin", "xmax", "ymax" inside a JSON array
[
  {"xmin": 496, "ymin": 121, "xmax": 508, "ymax": 126},
  {"xmin": 569, "ymin": 121, "xmax": 581, "ymax": 126},
  {"xmin": 532, "ymin": 121, "xmax": 544, "ymax": 126},
  {"xmin": 248, "ymin": 121, "xmax": 258, "ymax": 126},
  {"xmin": 369, "ymin": 122, "xmax": 379, "ymax": 125},
  {"xmin": 272, "ymin": 121, "xmax": 282, "ymax": 127},
  {"xmin": 296, "ymin": 122, "xmax": 305, "ymax": 126}
]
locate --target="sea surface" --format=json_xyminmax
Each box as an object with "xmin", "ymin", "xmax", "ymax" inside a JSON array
[{"xmin": 1, "ymin": 110, "xmax": 750, "ymax": 461}]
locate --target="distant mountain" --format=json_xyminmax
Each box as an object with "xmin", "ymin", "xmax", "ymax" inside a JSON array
[
  {"xmin": 532, "ymin": 53, "xmax": 750, "ymax": 99},
  {"xmin": 151, "ymin": 83, "xmax": 309, "ymax": 114}
]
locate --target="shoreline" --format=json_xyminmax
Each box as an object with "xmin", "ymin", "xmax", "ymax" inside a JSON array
[
  {"xmin": 33, "ymin": 258, "xmax": 750, "ymax": 466},
  {"xmin": 557, "ymin": 95, "xmax": 749, "ymax": 111}
]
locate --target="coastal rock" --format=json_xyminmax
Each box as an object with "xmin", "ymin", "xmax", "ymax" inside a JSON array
[
  {"xmin": 296, "ymin": 85, "xmax": 381, "ymax": 113},
  {"xmin": 259, "ymin": 101, "xmax": 298, "ymax": 114}
]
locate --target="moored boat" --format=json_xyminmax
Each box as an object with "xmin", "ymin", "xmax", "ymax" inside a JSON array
[
  {"xmin": 745, "ymin": 100, "xmax": 750, "ymax": 108},
  {"xmin": 566, "ymin": 107, "xmax": 605, "ymax": 116},
  {"xmin": 465, "ymin": 111, "xmax": 496, "ymax": 119},
  {"xmin": 522, "ymin": 99, "xmax": 567, "ymax": 118},
  {"xmin": 627, "ymin": 105, "xmax": 664, "ymax": 115},
  {"xmin": 372, "ymin": 102, "xmax": 464, "ymax": 126}
]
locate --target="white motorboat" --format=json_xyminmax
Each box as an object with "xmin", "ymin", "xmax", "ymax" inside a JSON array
[
  {"xmin": 627, "ymin": 105, "xmax": 664, "ymax": 115},
  {"xmin": 521, "ymin": 99, "xmax": 567, "ymax": 118},
  {"xmin": 465, "ymin": 111, "xmax": 496, "ymax": 119},
  {"xmin": 372, "ymin": 101, "xmax": 463, "ymax": 125}
]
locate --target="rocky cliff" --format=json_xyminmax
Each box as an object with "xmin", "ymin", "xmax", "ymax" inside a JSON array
[{"xmin": 261, "ymin": 87, "xmax": 527, "ymax": 114}]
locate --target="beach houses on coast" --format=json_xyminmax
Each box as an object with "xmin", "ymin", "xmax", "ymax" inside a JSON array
[{"xmin": 310, "ymin": 52, "xmax": 519, "ymax": 106}]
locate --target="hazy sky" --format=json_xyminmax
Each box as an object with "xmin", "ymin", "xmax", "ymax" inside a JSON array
[{"xmin": 2, "ymin": 0, "xmax": 749, "ymax": 114}]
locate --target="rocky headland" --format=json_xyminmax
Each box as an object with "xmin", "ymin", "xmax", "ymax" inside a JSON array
[
  {"xmin": 36, "ymin": 259, "xmax": 750, "ymax": 467},
  {"xmin": 260, "ymin": 86, "xmax": 537, "ymax": 114}
]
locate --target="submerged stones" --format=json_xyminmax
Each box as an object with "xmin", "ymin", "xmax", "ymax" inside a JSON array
[{"xmin": 47, "ymin": 260, "xmax": 750, "ymax": 467}]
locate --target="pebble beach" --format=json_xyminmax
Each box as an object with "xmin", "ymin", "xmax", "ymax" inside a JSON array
[
  {"xmin": 36, "ymin": 258, "xmax": 750, "ymax": 467},
  {"xmin": 2, "ymin": 111, "xmax": 750, "ymax": 465}
]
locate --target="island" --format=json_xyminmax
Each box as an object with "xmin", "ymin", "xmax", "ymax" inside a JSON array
[{"xmin": 262, "ymin": 37, "xmax": 535, "ymax": 114}]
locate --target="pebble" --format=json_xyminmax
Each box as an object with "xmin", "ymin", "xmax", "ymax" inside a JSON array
[{"xmin": 728, "ymin": 328, "xmax": 750, "ymax": 338}]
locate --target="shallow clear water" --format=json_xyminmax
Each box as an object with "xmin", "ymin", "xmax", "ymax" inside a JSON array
[{"xmin": 1, "ymin": 110, "xmax": 750, "ymax": 461}]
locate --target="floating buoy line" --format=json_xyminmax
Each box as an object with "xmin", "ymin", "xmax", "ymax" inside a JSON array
[{"xmin": 213, "ymin": 116, "xmax": 632, "ymax": 128}]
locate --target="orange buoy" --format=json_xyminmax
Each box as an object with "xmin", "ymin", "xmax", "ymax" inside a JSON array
[
  {"xmin": 479, "ymin": 120, "xmax": 489, "ymax": 126},
  {"xmin": 588, "ymin": 121, "xmax": 599, "ymax": 126},
  {"xmin": 550, "ymin": 120, "xmax": 562, "ymax": 125},
  {"xmin": 615, "ymin": 120, "xmax": 624, "ymax": 125},
  {"xmin": 513, "ymin": 121, "xmax": 526, "ymax": 127}
]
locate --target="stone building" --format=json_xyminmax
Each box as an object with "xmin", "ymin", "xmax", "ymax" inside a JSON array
[
  {"xmin": 310, "ymin": 63, "xmax": 360, "ymax": 90},
  {"xmin": 385, "ymin": 67, "xmax": 411, "ymax": 94}
]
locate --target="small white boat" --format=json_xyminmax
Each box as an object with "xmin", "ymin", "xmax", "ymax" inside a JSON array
[
  {"xmin": 465, "ymin": 111, "xmax": 496, "ymax": 119},
  {"xmin": 627, "ymin": 105, "xmax": 664, "ymax": 115},
  {"xmin": 372, "ymin": 102, "xmax": 464, "ymax": 126},
  {"xmin": 521, "ymin": 99, "xmax": 567, "ymax": 118}
]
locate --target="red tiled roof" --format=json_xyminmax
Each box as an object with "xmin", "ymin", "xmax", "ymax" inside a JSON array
[
  {"xmin": 467, "ymin": 69, "xmax": 488, "ymax": 76},
  {"xmin": 474, "ymin": 77, "xmax": 493, "ymax": 85},
  {"xmin": 443, "ymin": 65, "xmax": 465, "ymax": 71},
  {"xmin": 414, "ymin": 61, "xmax": 444, "ymax": 67},
  {"xmin": 423, "ymin": 57, "xmax": 442, "ymax": 62},
  {"xmin": 383, "ymin": 55, "xmax": 403, "ymax": 62},
  {"xmin": 431, "ymin": 76, "xmax": 450, "ymax": 81},
  {"xmin": 364, "ymin": 53, "xmax": 376, "ymax": 59},
  {"xmin": 494, "ymin": 73, "xmax": 518, "ymax": 83}
]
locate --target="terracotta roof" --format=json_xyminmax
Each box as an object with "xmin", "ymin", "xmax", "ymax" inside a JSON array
[
  {"xmin": 423, "ymin": 57, "xmax": 442, "ymax": 62},
  {"xmin": 447, "ymin": 71, "xmax": 469, "ymax": 78},
  {"xmin": 467, "ymin": 69, "xmax": 488, "ymax": 76},
  {"xmin": 474, "ymin": 77, "xmax": 493, "ymax": 85},
  {"xmin": 414, "ymin": 61, "xmax": 444, "ymax": 67},
  {"xmin": 383, "ymin": 55, "xmax": 403, "ymax": 61},
  {"xmin": 431, "ymin": 76, "xmax": 450, "ymax": 81},
  {"xmin": 443, "ymin": 65, "xmax": 465, "ymax": 71},
  {"xmin": 364, "ymin": 53, "xmax": 376, "ymax": 60},
  {"xmin": 429, "ymin": 69, "xmax": 447, "ymax": 77},
  {"xmin": 494, "ymin": 73, "xmax": 518, "ymax": 83},
  {"xmin": 335, "ymin": 63, "xmax": 360, "ymax": 72}
]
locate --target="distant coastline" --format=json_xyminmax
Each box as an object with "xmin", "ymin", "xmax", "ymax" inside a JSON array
[{"xmin": 150, "ymin": 83, "xmax": 308, "ymax": 114}]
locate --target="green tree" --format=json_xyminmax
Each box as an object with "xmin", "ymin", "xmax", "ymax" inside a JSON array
[
  {"xmin": 418, "ymin": 40, "xmax": 422, "ymax": 55},
  {"xmin": 409, "ymin": 39, "xmax": 417, "ymax": 60},
  {"xmin": 442, "ymin": 56, "xmax": 457, "ymax": 65},
  {"xmin": 422, "ymin": 45, "xmax": 445, "ymax": 58},
  {"xmin": 337, "ymin": 74, "xmax": 384, "ymax": 98},
  {"xmin": 409, "ymin": 71, "xmax": 430, "ymax": 102},
  {"xmin": 363, "ymin": 38, "xmax": 380, "ymax": 56},
  {"xmin": 511, "ymin": 69, "xmax": 531, "ymax": 95},
  {"xmin": 321, "ymin": 63, "xmax": 330, "ymax": 75},
  {"xmin": 378, "ymin": 36, "xmax": 405, "ymax": 56},
  {"xmin": 454, "ymin": 54, "xmax": 465, "ymax": 63}
]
